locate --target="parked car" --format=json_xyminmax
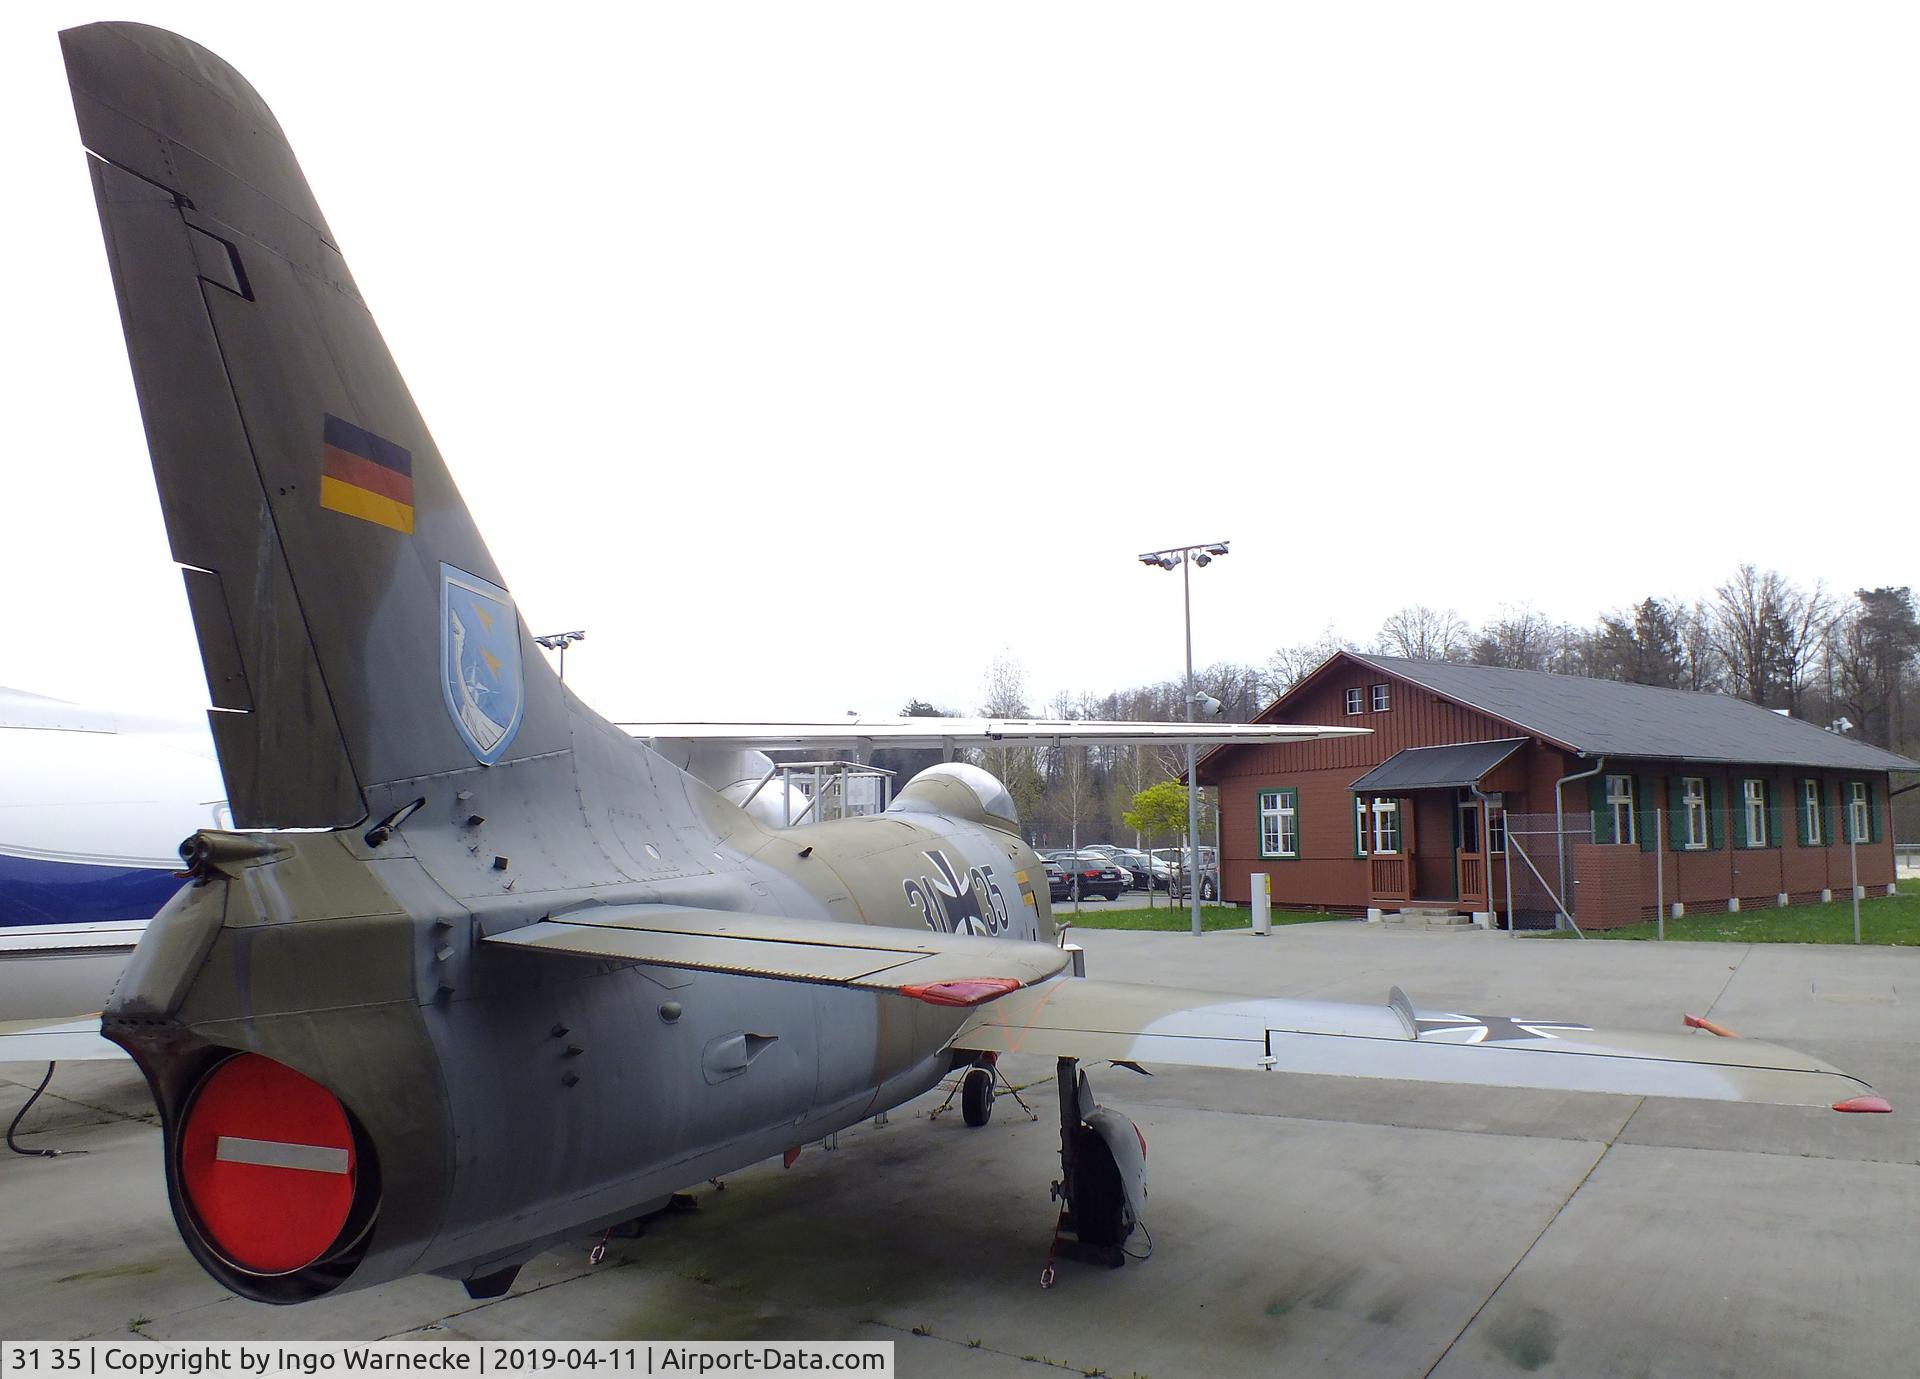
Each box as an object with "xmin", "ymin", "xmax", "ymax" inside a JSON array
[
  {"xmin": 1042, "ymin": 859, "xmax": 1073, "ymax": 902},
  {"xmin": 1053, "ymin": 851, "xmax": 1129, "ymax": 901},
  {"xmin": 1152, "ymin": 847, "xmax": 1219, "ymax": 900},
  {"xmin": 1109, "ymin": 847, "xmax": 1169, "ymax": 890},
  {"xmin": 1079, "ymin": 844, "xmax": 1138, "ymax": 888}
]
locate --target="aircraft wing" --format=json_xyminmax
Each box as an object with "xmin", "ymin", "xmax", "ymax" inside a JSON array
[
  {"xmin": 489, "ymin": 909, "xmax": 1884, "ymax": 1110},
  {"xmin": 0, "ymin": 1017, "xmax": 122, "ymax": 1062},
  {"xmin": 486, "ymin": 904, "xmax": 1071, "ymax": 995},
  {"xmin": 947, "ymin": 977, "xmax": 1887, "ymax": 1111},
  {"xmin": 622, "ymin": 718, "xmax": 1368, "ymax": 752}
]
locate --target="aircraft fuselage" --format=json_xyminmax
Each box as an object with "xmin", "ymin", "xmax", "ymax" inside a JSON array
[{"xmin": 107, "ymin": 735, "xmax": 1053, "ymax": 1302}]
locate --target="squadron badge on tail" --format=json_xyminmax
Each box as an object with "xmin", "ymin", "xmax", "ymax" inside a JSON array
[{"xmin": 439, "ymin": 565, "xmax": 525, "ymax": 764}]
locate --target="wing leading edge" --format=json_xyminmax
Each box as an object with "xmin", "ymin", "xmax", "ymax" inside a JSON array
[
  {"xmin": 484, "ymin": 904, "xmax": 1071, "ymax": 994},
  {"xmin": 623, "ymin": 718, "xmax": 1369, "ymax": 752},
  {"xmin": 949, "ymin": 978, "xmax": 1884, "ymax": 1111}
]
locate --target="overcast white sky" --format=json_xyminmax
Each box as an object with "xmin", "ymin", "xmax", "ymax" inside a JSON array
[{"xmin": 3, "ymin": 3, "xmax": 1914, "ymax": 724}]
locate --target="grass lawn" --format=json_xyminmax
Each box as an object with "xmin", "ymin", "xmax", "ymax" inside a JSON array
[
  {"xmin": 1567, "ymin": 879, "xmax": 1920, "ymax": 945},
  {"xmin": 1058, "ymin": 902, "xmax": 1345, "ymax": 933}
]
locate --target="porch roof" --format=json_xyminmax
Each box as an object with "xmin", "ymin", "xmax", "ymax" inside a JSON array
[{"xmin": 1350, "ymin": 738, "xmax": 1528, "ymax": 794}]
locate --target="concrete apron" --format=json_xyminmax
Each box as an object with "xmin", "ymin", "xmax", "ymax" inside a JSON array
[{"xmin": 2, "ymin": 923, "xmax": 1916, "ymax": 1378}]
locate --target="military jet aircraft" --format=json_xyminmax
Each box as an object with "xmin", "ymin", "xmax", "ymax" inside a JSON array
[{"xmin": 60, "ymin": 22, "xmax": 1886, "ymax": 1307}]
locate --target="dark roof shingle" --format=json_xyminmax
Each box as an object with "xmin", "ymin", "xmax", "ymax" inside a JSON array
[{"xmin": 1355, "ymin": 655, "xmax": 1920, "ymax": 773}]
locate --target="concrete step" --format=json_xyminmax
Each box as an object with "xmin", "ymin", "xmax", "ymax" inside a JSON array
[{"xmin": 1386, "ymin": 908, "xmax": 1474, "ymax": 927}]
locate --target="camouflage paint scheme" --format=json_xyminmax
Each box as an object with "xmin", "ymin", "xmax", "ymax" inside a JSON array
[{"xmin": 63, "ymin": 22, "xmax": 1882, "ymax": 1307}]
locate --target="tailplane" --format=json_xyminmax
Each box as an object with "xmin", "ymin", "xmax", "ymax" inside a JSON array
[{"xmin": 64, "ymin": 22, "xmax": 568, "ymax": 827}]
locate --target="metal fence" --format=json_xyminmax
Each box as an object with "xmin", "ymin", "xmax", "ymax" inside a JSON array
[{"xmin": 1498, "ymin": 805, "xmax": 1887, "ymax": 941}]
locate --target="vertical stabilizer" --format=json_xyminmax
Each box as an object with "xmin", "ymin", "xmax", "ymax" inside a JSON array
[{"xmin": 63, "ymin": 23, "xmax": 569, "ymax": 827}]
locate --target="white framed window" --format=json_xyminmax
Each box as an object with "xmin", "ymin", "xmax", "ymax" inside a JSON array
[
  {"xmin": 1344, "ymin": 688, "xmax": 1365, "ymax": 715},
  {"xmin": 1849, "ymin": 782, "xmax": 1871, "ymax": 842},
  {"xmin": 1742, "ymin": 779, "xmax": 1769, "ymax": 847},
  {"xmin": 1681, "ymin": 777, "xmax": 1708, "ymax": 850},
  {"xmin": 1488, "ymin": 809, "xmax": 1506, "ymax": 854},
  {"xmin": 1802, "ymin": 779, "xmax": 1823, "ymax": 846},
  {"xmin": 1371, "ymin": 683, "xmax": 1391, "ymax": 712},
  {"xmin": 1259, "ymin": 789, "xmax": 1298, "ymax": 858},
  {"xmin": 1604, "ymin": 774, "xmax": 1635, "ymax": 846},
  {"xmin": 1371, "ymin": 796, "xmax": 1401, "ymax": 854},
  {"xmin": 1353, "ymin": 796, "xmax": 1370, "ymax": 855}
]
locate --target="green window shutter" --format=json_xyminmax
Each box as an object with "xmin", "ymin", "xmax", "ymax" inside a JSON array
[
  {"xmin": 1731, "ymin": 780, "xmax": 1749, "ymax": 849},
  {"xmin": 1588, "ymin": 775, "xmax": 1607, "ymax": 844},
  {"xmin": 1635, "ymin": 775, "xmax": 1654, "ymax": 852},
  {"xmin": 1706, "ymin": 778, "xmax": 1723, "ymax": 850},
  {"xmin": 1822, "ymin": 781, "xmax": 1835, "ymax": 849},
  {"xmin": 1766, "ymin": 781, "xmax": 1781, "ymax": 850},
  {"xmin": 1869, "ymin": 781, "xmax": 1882, "ymax": 843},
  {"xmin": 1668, "ymin": 777, "xmax": 1685, "ymax": 849},
  {"xmin": 1796, "ymin": 780, "xmax": 1810, "ymax": 846}
]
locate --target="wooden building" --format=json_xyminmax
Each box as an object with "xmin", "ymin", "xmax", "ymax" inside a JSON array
[{"xmin": 1197, "ymin": 653, "xmax": 1919, "ymax": 927}]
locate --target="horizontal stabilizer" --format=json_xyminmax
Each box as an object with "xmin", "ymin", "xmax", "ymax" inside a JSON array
[
  {"xmin": 951, "ymin": 979, "xmax": 1880, "ymax": 1110},
  {"xmin": 625, "ymin": 718, "xmax": 1369, "ymax": 753},
  {"xmin": 486, "ymin": 905, "xmax": 1071, "ymax": 993}
]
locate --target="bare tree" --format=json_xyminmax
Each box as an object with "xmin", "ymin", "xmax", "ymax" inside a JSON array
[
  {"xmin": 1374, "ymin": 605, "xmax": 1469, "ymax": 662},
  {"xmin": 1260, "ymin": 626, "xmax": 1350, "ymax": 700},
  {"xmin": 1710, "ymin": 565, "xmax": 1833, "ymax": 711},
  {"xmin": 1677, "ymin": 600, "xmax": 1724, "ymax": 692},
  {"xmin": 1469, "ymin": 605, "xmax": 1559, "ymax": 671},
  {"xmin": 977, "ymin": 653, "xmax": 1043, "ymax": 832}
]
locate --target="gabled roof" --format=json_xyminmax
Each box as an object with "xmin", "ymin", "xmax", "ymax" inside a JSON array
[
  {"xmin": 1346, "ymin": 654, "xmax": 1920, "ymax": 773},
  {"xmin": 1202, "ymin": 651, "xmax": 1920, "ymax": 777}
]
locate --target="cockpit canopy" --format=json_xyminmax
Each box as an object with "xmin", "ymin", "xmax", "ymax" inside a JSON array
[{"xmin": 886, "ymin": 762, "xmax": 1020, "ymax": 830}]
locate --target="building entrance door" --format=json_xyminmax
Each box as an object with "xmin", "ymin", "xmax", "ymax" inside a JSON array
[
  {"xmin": 1412, "ymin": 793, "xmax": 1454, "ymax": 900},
  {"xmin": 1456, "ymin": 797, "xmax": 1488, "ymax": 911},
  {"xmin": 1366, "ymin": 796, "xmax": 1412, "ymax": 905}
]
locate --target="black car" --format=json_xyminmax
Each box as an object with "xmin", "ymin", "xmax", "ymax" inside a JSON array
[
  {"xmin": 1043, "ymin": 859, "xmax": 1073, "ymax": 902},
  {"xmin": 1055, "ymin": 852, "xmax": 1129, "ymax": 901}
]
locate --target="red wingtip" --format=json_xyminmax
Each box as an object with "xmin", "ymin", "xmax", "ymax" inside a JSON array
[
  {"xmin": 1683, "ymin": 1012, "xmax": 1740, "ymax": 1038},
  {"xmin": 898, "ymin": 978, "xmax": 1023, "ymax": 1007},
  {"xmin": 1832, "ymin": 1095, "xmax": 1892, "ymax": 1114}
]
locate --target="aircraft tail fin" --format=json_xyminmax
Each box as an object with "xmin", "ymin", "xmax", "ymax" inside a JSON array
[{"xmin": 63, "ymin": 23, "xmax": 569, "ymax": 827}]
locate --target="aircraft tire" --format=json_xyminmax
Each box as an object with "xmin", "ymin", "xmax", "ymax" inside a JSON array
[{"xmin": 961, "ymin": 1067, "xmax": 994, "ymax": 1127}]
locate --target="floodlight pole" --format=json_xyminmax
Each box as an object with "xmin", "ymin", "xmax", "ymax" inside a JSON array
[
  {"xmin": 1139, "ymin": 540, "xmax": 1229, "ymax": 938},
  {"xmin": 1182, "ymin": 555, "xmax": 1200, "ymax": 938}
]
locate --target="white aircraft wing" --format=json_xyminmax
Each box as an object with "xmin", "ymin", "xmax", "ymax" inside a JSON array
[
  {"xmin": 619, "ymin": 718, "xmax": 1368, "ymax": 752},
  {"xmin": 0, "ymin": 1017, "xmax": 122, "ymax": 1062},
  {"xmin": 948, "ymin": 977, "xmax": 1889, "ymax": 1111}
]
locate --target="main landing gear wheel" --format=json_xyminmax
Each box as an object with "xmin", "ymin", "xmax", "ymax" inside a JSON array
[{"xmin": 961, "ymin": 1066, "xmax": 994, "ymax": 1126}]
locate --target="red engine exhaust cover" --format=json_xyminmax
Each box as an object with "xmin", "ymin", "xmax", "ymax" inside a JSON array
[{"xmin": 178, "ymin": 1054, "xmax": 358, "ymax": 1274}]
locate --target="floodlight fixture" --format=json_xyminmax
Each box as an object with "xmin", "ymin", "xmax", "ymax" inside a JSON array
[
  {"xmin": 533, "ymin": 629, "xmax": 588, "ymax": 681},
  {"xmin": 1193, "ymin": 552, "xmax": 1211, "ymax": 567}
]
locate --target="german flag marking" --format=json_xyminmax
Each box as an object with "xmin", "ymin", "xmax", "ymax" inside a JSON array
[{"xmin": 320, "ymin": 413, "xmax": 414, "ymax": 533}]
